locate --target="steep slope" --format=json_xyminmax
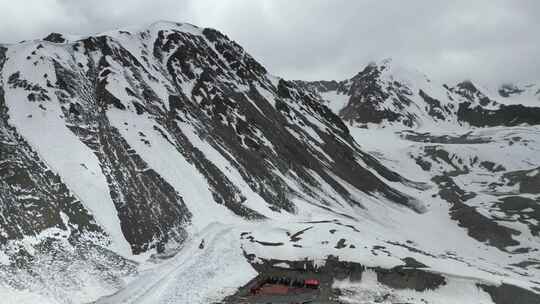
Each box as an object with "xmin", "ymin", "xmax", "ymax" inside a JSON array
[
  {"xmin": 0, "ymin": 22, "xmax": 431, "ymax": 303},
  {"xmin": 308, "ymin": 60, "xmax": 540, "ymax": 303},
  {"xmin": 302, "ymin": 59, "xmax": 540, "ymax": 130},
  {"xmin": 0, "ymin": 46, "xmax": 136, "ymax": 302},
  {"xmin": 497, "ymin": 82, "xmax": 540, "ymax": 105},
  {"xmin": 298, "ymin": 59, "xmax": 458, "ymax": 129},
  {"xmin": 310, "ymin": 59, "xmax": 540, "ymax": 254},
  {"xmin": 451, "ymin": 80, "xmax": 540, "ymax": 127}
]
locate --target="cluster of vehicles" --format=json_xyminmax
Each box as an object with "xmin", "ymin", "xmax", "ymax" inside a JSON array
[{"xmin": 249, "ymin": 276, "xmax": 320, "ymax": 295}]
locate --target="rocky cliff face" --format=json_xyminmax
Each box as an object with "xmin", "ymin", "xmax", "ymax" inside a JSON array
[
  {"xmin": 303, "ymin": 59, "xmax": 540, "ymax": 129},
  {"xmin": 451, "ymin": 81, "xmax": 540, "ymax": 127}
]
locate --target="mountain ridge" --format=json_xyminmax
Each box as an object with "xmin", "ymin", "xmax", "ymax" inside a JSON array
[{"xmin": 297, "ymin": 58, "xmax": 540, "ymax": 130}]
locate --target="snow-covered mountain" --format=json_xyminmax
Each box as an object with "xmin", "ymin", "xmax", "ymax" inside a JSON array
[
  {"xmin": 1, "ymin": 22, "xmax": 539, "ymax": 304},
  {"xmin": 497, "ymin": 82, "xmax": 540, "ymax": 105},
  {"xmin": 300, "ymin": 58, "xmax": 540, "ymax": 130}
]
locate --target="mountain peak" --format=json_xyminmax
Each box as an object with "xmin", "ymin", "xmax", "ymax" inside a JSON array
[
  {"xmin": 43, "ymin": 32, "xmax": 66, "ymax": 43},
  {"xmin": 37, "ymin": 21, "xmax": 205, "ymax": 45},
  {"xmin": 366, "ymin": 57, "xmax": 393, "ymax": 68},
  {"xmin": 363, "ymin": 58, "xmax": 431, "ymax": 85},
  {"xmin": 456, "ymin": 80, "xmax": 480, "ymax": 93},
  {"xmin": 378, "ymin": 57, "xmax": 394, "ymax": 67}
]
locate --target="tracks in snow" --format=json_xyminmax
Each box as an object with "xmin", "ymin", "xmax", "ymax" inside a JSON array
[{"xmin": 93, "ymin": 222, "xmax": 256, "ymax": 304}]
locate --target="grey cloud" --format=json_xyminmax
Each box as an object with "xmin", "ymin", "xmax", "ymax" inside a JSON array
[{"xmin": 0, "ymin": 0, "xmax": 538, "ymax": 84}]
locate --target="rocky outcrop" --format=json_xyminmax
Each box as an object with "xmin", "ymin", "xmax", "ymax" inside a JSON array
[{"xmin": 479, "ymin": 283, "xmax": 540, "ymax": 304}]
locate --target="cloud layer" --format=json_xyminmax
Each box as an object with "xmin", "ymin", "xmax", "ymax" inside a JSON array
[{"xmin": 1, "ymin": 0, "xmax": 539, "ymax": 84}]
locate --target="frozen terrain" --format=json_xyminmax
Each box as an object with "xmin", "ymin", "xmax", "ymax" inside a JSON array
[{"xmin": 0, "ymin": 22, "xmax": 539, "ymax": 304}]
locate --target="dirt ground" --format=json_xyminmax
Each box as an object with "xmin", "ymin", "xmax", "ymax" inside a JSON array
[
  {"xmin": 221, "ymin": 268, "xmax": 343, "ymax": 304},
  {"xmin": 218, "ymin": 255, "xmax": 449, "ymax": 304}
]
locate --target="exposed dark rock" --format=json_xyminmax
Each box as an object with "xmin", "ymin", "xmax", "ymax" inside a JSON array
[
  {"xmin": 0, "ymin": 89, "xmax": 103, "ymax": 250},
  {"xmin": 495, "ymin": 196, "xmax": 540, "ymax": 236},
  {"xmin": 43, "ymin": 33, "xmax": 66, "ymax": 43},
  {"xmin": 339, "ymin": 64, "xmax": 405, "ymax": 126},
  {"xmin": 502, "ymin": 167, "xmax": 540, "ymax": 194},
  {"xmin": 401, "ymin": 257, "xmax": 428, "ymax": 268},
  {"xmin": 479, "ymin": 283, "xmax": 540, "ymax": 304},
  {"xmin": 400, "ymin": 131, "xmax": 491, "ymax": 144},
  {"xmin": 54, "ymin": 62, "xmax": 192, "ymax": 254},
  {"xmin": 289, "ymin": 227, "xmax": 313, "ymax": 242},
  {"xmin": 499, "ymin": 84, "xmax": 525, "ymax": 98},
  {"xmin": 458, "ymin": 102, "xmax": 540, "ymax": 127},
  {"xmin": 293, "ymin": 80, "xmax": 340, "ymax": 94},
  {"xmin": 433, "ymin": 174, "xmax": 520, "ymax": 250},
  {"xmin": 374, "ymin": 266, "xmax": 446, "ymax": 291},
  {"xmin": 335, "ymin": 238, "xmax": 347, "ymax": 249},
  {"xmin": 418, "ymin": 89, "xmax": 448, "ymax": 120},
  {"xmin": 452, "ymin": 80, "xmax": 495, "ymax": 107},
  {"xmin": 414, "ymin": 156, "xmax": 432, "ymax": 171},
  {"xmin": 254, "ymin": 241, "xmax": 284, "ymax": 246},
  {"xmin": 480, "ymin": 161, "xmax": 506, "ymax": 172}
]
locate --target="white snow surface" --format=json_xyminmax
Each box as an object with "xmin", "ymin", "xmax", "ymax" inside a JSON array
[
  {"xmin": 321, "ymin": 90, "xmax": 349, "ymax": 113},
  {"xmin": 95, "ymin": 223, "xmax": 256, "ymax": 304},
  {"xmin": 334, "ymin": 270, "xmax": 495, "ymax": 304}
]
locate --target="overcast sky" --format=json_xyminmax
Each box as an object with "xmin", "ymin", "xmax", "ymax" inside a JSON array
[{"xmin": 1, "ymin": 0, "xmax": 539, "ymax": 84}]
